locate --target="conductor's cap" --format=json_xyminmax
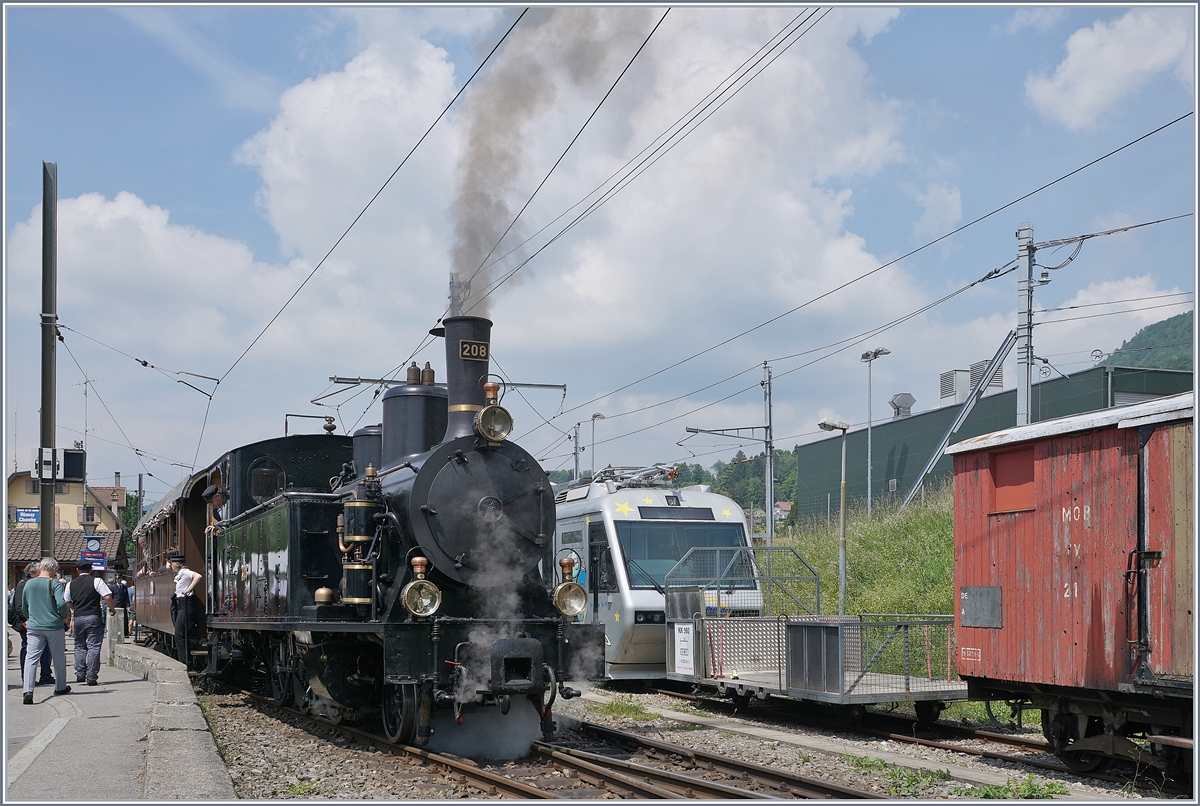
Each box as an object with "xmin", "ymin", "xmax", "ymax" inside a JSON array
[{"xmin": 202, "ymin": 485, "xmax": 222, "ymax": 501}]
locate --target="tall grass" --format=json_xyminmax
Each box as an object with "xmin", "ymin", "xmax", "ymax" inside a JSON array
[{"xmin": 782, "ymin": 481, "xmax": 954, "ymax": 616}]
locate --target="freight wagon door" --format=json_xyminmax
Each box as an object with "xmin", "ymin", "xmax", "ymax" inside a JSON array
[{"xmin": 1140, "ymin": 420, "xmax": 1193, "ymax": 682}]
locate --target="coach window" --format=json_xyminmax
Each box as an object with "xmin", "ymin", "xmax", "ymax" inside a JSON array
[{"xmin": 991, "ymin": 447, "xmax": 1034, "ymax": 513}]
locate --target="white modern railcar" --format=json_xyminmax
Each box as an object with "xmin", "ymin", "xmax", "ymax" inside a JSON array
[{"xmin": 554, "ymin": 467, "xmax": 758, "ymax": 680}]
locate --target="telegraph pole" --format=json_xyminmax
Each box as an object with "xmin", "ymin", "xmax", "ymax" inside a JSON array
[
  {"xmin": 1015, "ymin": 222, "xmax": 1035, "ymax": 426},
  {"xmin": 39, "ymin": 162, "xmax": 58, "ymax": 559},
  {"xmin": 686, "ymin": 360, "xmax": 776, "ymax": 547},
  {"xmin": 572, "ymin": 423, "xmax": 581, "ymax": 482},
  {"xmin": 762, "ymin": 363, "xmax": 774, "ymax": 546}
]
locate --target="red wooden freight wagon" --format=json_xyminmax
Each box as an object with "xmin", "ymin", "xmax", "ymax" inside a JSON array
[{"xmin": 946, "ymin": 391, "xmax": 1192, "ymax": 773}]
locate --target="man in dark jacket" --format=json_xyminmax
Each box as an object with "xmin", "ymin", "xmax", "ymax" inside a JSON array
[
  {"xmin": 109, "ymin": 575, "xmax": 131, "ymax": 634},
  {"xmin": 12, "ymin": 562, "xmax": 54, "ymax": 686}
]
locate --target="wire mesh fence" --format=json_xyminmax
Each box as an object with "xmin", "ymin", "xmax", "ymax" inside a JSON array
[
  {"xmin": 664, "ymin": 546, "xmax": 820, "ymax": 618},
  {"xmin": 665, "ymin": 547, "xmax": 964, "ymax": 703}
]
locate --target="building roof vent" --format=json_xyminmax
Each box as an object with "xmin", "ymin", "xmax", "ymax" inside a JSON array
[
  {"xmin": 970, "ymin": 360, "xmax": 1003, "ymax": 394},
  {"xmin": 889, "ymin": 393, "xmax": 916, "ymax": 418}
]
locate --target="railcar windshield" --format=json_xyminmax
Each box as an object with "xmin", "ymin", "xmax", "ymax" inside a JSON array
[{"xmin": 612, "ymin": 521, "xmax": 749, "ymax": 589}]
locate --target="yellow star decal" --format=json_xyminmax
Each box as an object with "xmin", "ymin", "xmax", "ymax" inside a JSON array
[
  {"xmin": 721, "ymin": 508, "xmax": 733, "ymax": 518},
  {"xmin": 614, "ymin": 501, "xmax": 633, "ymax": 516},
  {"xmin": 613, "ymin": 612, "xmax": 620, "ymax": 622},
  {"xmin": 643, "ymin": 496, "xmax": 654, "ymax": 505}
]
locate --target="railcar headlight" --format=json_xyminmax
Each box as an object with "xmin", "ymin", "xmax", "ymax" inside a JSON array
[
  {"xmin": 553, "ymin": 582, "xmax": 588, "ymax": 617},
  {"xmin": 475, "ymin": 404, "xmax": 514, "ymax": 442},
  {"xmin": 401, "ymin": 579, "xmax": 442, "ymax": 617}
]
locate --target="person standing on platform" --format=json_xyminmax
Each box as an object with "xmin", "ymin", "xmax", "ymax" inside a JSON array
[
  {"xmin": 109, "ymin": 575, "xmax": 131, "ymax": 634},
  {"xmin": 65, "ymin": 561, "xmax": 116, "ymax": 686},
  {"xmin": 169, "ymin": 555, "xmax": 202, "ymax": 665},
  {"xmin": 12, "ymin": 562, "xmax": 54, "ymax": 686},
  {"xmin": 21, "ymin": 558, "xmax": 71, "ymax": 704}
]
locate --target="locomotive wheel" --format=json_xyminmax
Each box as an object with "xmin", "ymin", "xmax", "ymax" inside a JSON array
[
  {"xmin": 381, "ymin": 683, "xmax": 418, "ymax": 745},
  {"xmin": 268, "ymin": 640, "xmax": 293, "ymax": 707},
  {"xmin": 293, "ymin": 671, "xmax": 313, "ymax": 714}
]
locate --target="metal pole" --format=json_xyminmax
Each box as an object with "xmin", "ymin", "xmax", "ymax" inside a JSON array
[
  {"xmin": 573, "ymin": 423, "xmax": 581, "ymax": 482},
  {"xmin": 39, "ymin": 162, "xmax": 58, "ymax": 560},
  {"xmin": 763, "ymin": 363, "xmax": 774, "ymax": 547},
  {"xmin": 866, "ymin": 359, "xmax": 873, "ymax": 519},
  {"xmin": 838, "ymin": 430, "xmax": 847, "ymax": 616},
  {"xmin": 591, "ymin": 419, "xmax": 596, "ymax": 477},
  {"xmin": 1016, "ymin": 222, "xmax": 1035, "ymax": 426}
]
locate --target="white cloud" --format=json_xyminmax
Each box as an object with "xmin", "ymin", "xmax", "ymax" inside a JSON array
[
  {"xmin": 1026, "ymin": 8, "xmax": 1195, "ymax": 130},
  {"xmin": 1006, "ymin": 9, "xmax": 1065, "ymax": 35},
  {"xmin": 910, "ymin": 182, "xmax": 962, "ymax": 242}
]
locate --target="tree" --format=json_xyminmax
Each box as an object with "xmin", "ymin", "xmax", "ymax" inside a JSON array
[{"xmin": 120, "ymin": 492, "xmax": 140, "ymax": 567}]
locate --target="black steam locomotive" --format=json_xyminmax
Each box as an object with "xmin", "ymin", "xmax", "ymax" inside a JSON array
[{"xmin": 133, "ymin": 316, "xmax": 603, "ymax": 743}]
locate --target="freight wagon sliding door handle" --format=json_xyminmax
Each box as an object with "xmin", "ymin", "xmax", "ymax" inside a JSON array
[{"xmin": 1125, "ymin": 549, "xmax": 1163, "ymax": 584}]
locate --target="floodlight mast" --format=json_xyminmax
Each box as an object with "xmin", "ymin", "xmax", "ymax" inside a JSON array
[{"xmin": 818, "ymin": 417, "xmax": 850, "ymax": 615}]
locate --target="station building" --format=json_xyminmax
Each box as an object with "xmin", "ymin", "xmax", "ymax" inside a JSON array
[{"xmin": 5, "ymin": 471, "xmax": 131, "ymax": 587}]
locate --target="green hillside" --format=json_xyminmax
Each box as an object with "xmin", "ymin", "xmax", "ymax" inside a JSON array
[{"xmin": 1104, "ymin": 311, "xmax": 1193, "ymax": 370}]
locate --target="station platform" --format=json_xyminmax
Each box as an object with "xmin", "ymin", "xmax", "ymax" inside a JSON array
[{"xmin": 5, "ymin": 622, "xmax": 235, "ymax": 802}]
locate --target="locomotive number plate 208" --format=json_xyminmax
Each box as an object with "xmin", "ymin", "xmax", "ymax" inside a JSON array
[{"xmin": 460, "ymin": 339, "xmax": 490, "ymax": 361}]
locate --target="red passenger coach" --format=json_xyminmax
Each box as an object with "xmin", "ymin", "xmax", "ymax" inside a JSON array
[{"xmin": 947, "ymin": 392, "xmax": 1193, "ymax": 776}]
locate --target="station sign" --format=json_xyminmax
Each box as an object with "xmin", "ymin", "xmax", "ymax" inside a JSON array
[
  {"xmin": 16, "ymin": 508, "xmax": 39, "ymax": 523},
  {"xmin": 79, "ymin": 550, "xmax": 107, "ymax": 571}
]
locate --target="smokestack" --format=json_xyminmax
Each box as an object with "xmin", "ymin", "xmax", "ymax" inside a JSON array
[
  {"xmin": 114, "ymin": 471, "xmax": 121, "ymax": 488},
  {"xmin": 434, "ymin": 316, "xmax": 492, "ymax": 443}
]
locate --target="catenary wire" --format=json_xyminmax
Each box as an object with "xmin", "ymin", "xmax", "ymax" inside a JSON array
[
  {"xmin": 184, "ymin": 10, "xmax": 528, "ymax": 464},
  {"xmin": 59, "ymin": 339, "xmax": 154, "ymax": 478},
  {"xmin": 1035, "ymin": 300, "xmax": 1193, "ymax": 326},
  {"xmin": 1037, "ymin": 292, "xmax": 1192, "ymax": 315},
  {"xmin": 216, "ymin": 8, "xmax": 528, "ymax": 387},
  {"xmin": 460, "ymin": 9, "xmax": 671, "ymax": 293},
  {"xmin": 464, "ymin": 9, "xmax": 831, "ymax": 314},
  {"xmin": 350, "ymin": 9, "xmax": 827, "ymax": 430},
  {"xmin": 513, "ymin": 111, "xmax": 1195, "ymax": 441}
]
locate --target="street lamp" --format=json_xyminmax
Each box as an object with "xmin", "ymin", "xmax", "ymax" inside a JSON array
[
  {"xmin": 819, "ymin": 417, "xmax": 850, "ymax": 616},
  {"xmin": 590, "ymin": 413, "xmax": 605, "ymax": 477},
  {"xmin": 860, "ymin": 347, "xmax": 890, "ymax": 518}
]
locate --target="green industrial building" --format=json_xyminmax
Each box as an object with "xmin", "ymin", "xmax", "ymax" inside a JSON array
[{"xmin": 792, "ymin": 365, "xmax": 1193, "ymax": 521}]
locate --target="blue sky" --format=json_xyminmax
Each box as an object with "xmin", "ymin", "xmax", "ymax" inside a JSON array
[{"xmin": 4, "ymin": 6, "xmax": 1195, "ymax": 502}]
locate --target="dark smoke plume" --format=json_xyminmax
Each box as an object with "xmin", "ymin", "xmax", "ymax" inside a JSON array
[{"xmin": 449, "ymin": 8, "xmax": 653, "ymax": 315}]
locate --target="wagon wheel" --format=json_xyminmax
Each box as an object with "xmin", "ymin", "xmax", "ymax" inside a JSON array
[
  {"xmin": 268, "ymin": 639, "xmax": 293, "ymax": 707},
  {"xmin": 381, "ymin": 683, "xmax": 418, "ymax": 745},
  {"xmin": 915, "ymin": 700, "xmax": 946, "ymax": 726},
  {"xmin": 835, "ymin": 704, "xmax": 865, "ymax": 727},
  {"xmin": 1044, "ymin": 712, "xmax": 1110, "ymax": 774}
]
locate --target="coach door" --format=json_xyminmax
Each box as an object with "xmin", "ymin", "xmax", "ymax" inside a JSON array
[{"xmin": 588, "ymin": 518, "xmax": 617, "ymax": 625}]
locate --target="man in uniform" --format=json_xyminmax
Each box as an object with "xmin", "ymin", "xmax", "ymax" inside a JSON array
[
  {"xmin": 169, "ymin": 554, "xmax": 203, "ymax": 665},
  {"xmin": 65, "ymin": 560, "xmax": 116, "ymax": 686}
]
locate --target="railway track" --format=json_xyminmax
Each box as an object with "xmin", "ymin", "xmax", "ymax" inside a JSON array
[
  {"xmin": 229, "ymin": 686, "xmax": 882, "ymax": 798},
  {"xmin": 651, "ymin": 686, "xmax": 1189, "ymax": 797}
]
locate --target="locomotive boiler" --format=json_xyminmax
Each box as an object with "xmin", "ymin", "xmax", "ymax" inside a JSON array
[{"xmin": 134, "ymin": 315, "xmax": 603, "ymax": 745}]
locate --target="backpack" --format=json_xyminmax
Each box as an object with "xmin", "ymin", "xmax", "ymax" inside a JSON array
[{"xmin": 7, "ymin": 586, "xmax": 23, "ymax": 628}]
